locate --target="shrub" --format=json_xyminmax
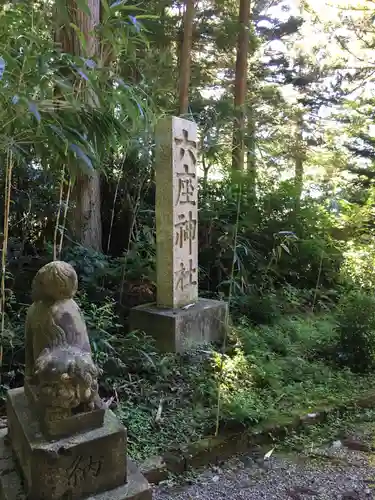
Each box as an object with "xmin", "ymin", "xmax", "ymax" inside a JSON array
[
  {"xmin": 341, "ymin": 241, "xmax": 375, "ymax": 292},
  {"xmin": 336, "ymin": 290, "xmax": 375, "ymax": 373},
  {"xmin": 215, "ymin": 315, "xmax": 365, "ymax": 425},
  {"xmin": 230, "ymin": 291, "xmax": 281, "ymax": 324}
]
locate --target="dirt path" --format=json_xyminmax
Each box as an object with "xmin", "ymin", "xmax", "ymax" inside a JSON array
[{"xmin": 153, "ymin": 424, "xmax": 375, "ymax": 499}]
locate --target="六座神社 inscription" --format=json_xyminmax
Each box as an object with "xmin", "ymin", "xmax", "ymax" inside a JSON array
[
  {"xmin": 176, "ymin": 165, "xmax": 196, "ymax": 206},
  {"xmin": 174, "ymin": 211, "xmax": 197, "ymax": 254},
  {"xmin": 156, "ymin": 117, "xmax": 199, "ymax": 307},
  {"xmin": 173, "ymin": 127, "xmax": 198, "ymax": 297},
  {"xmin": 175, "ymin": 129, "xmax": 197, "ymax": 207},
  {"xmin": 174, "ymin": 128, "xmax": 197, "ymax": 165},
  {"xmin": 175, "ymin": 259, "xmax": 197, "ymax": 292},
  {"xmin": 133, "ymin": 114, "xmax": 227, "ymax": 354}
]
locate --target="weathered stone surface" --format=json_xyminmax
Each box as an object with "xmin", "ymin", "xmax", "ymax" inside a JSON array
[
  {"xmin": 7, "ymin": 387, "xmax": 127, "ymax": 500},
  {"xmin": 140, "ymin": 456, "xmax": 168, "ymax": 485},
  {"xmin": 129, "ymin": 298, "xmax": 227, "ymax": 353},
  {"xmin": 0, "ymin": 429, "xmax": 151, "ymax": 500},
  {"xmin": 155, "ymin": 116, "xmax": 198, "ymax": 309},
  {"xmin": 25, "ymin": 260, "xmax": 103, "ymax": 417},
  {"xmin": 24, "ymin": 381, "xmax": 104, "ymax": 439},
  {"xmin": 131, "ymin": 116, "xmax": 228, "ymax": 354},
  {"xmin": 342, "ymin": 437, "xmax": 372, "ymax": 452}
]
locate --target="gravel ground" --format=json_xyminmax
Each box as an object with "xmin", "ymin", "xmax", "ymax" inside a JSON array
[{"xmin": 153, "ymin": 435, "xmax": 375, "ymax": 499}]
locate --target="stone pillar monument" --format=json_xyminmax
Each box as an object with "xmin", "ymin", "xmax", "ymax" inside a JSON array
[
  {"xmin": 129, "ymin": 116, "xmax": 227, "ymax": 352},
  {"xmin": 0, "ymin": 261, "xmax": 151, "ymax": 500}
]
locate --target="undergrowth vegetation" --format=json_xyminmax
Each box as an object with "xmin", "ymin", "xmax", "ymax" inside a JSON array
[
  {"xmin": 3, "ymin": 189, "xmax": 375, "ymax": 461},
  {"xmin": 113, "ymin": 312, "xmax": 375, "ymax": 461},
  {"xmin": 2, "ymin": 187, "xmax": 375, "ymax": 461},
  {"xmin": 74, "ymin": 308, "xmax": 375, "ymax": 461},
  {"xmin": 3, "ymin": 0, "xmax": 375, "ymax": 466}
]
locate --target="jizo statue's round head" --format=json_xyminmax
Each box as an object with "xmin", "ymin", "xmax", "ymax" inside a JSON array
[{"xmin": 31, "ymin": 261, "xmax": 78, "ymax": 302}]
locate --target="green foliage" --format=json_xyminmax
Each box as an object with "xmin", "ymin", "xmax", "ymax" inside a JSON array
[
  {"xmin": 282, "ymin": 406, "xmax": 375, "ymax": 453},
  {"xmin": 3, "ymin": 0, "xmax": 375, "ymax": 464},
  {"xmin": 61, "ymin": 243, "xmax": 155, "ymax": 313},
  {"xmin": 106, "ymin": 349, "xmax": 217, "ymax": 461},
  {"xmin": 217, "ymin": 315, "xmax": 371, "ymax": 425},
  {"xmin": 198, "ymin": 180, "xmax": 343, "ymax": 316},
  {"xmin": 0, "ymin": 0, "xmax": 155, "ymax": 248},
  {"xmin": 335, "ymin": 290, "xmax": 375, "ymax": 373},
  {"xmin": 97, "ymin": 314, "xmax": 375, "ymax": 460},
  {"xmin": 64, "ymin": 246, "xmax": 110, "ymax": 283},
  {"xmin": 341, "ymin": 240, "xmax": 375, "ymax": 291},
  {"xmin": 75, "ymin": 292, "xmax": 121, "ymax": 363},
  {"xmin": 62, "ymin": 245, "xmax": 112, "ymax": 301},
  {"xmin": 231, "ymin": 291, "xmax": 281, "ymax": 324}
]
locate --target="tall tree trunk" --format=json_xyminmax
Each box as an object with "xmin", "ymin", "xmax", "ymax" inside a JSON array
[
  {"xmin": 246, "ymin": 101, "xmax": 256, "ymax": 199},
  {"xmin": 178, "ymin": 0, "xmax": 195, "ymax": 116},
  {"xmin": 232, "ymin": 0, "xmax": 250, "ymax": 172},
  {"xmin": 294, "ymin": 0, "xmax": 305, "ymax": 213},
  {"xmin": 294, "ymin": 111, "xmax": 305, "ymax": 212},
  {"xmin": 55, "ymin": 0, "xmax": 102, "ymax": 251}
]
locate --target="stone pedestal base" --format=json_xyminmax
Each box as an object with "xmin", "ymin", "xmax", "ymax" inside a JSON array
[
  {"xmin": 5, "ymin": 387, "xmax": 151, "ymax": 500},
  {"xmin": 129, "ymin": 298, "xmax": 227, "ymax": 353},
  {"xmin": 24, "ymin": 381, "xmax": 105, "ymax": 440},
  {"xmin": 0, "ymin": 429, "xmax": 151, "ymax": 500}
]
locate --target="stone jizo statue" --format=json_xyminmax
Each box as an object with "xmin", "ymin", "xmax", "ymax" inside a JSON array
[{"xmin": 25, "ymin": 260, "xmax": 103, "ymax": 411}]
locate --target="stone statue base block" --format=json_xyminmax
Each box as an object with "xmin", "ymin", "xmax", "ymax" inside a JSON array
[
  {"xmin": 129, "ymin": 298, "xmax": 228, "ymax": 353},
  {"xmin": 0, "ymin": 429, "xmax": 151, "ymax": 500},
  {"xmin": 6, "ymin": 387, "xmax": 129, "ymax": 500},
  {"xmin": 24, "ymin": 381, "xmax": 105, "ymax": 440}
]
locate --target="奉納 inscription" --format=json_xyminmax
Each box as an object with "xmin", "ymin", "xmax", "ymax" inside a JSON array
[{"xmin": 67, "ymin": 455, "xmax": 102, "ymax": 488}]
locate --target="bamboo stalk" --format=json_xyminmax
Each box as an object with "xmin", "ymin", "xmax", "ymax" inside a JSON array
[
  {"xmin": 107, "ymin": 168, "xmax": 122, "ymax": 254},
  {"xmin": 53, "ymin": 166, "xmax": 65, "ymax": 261},
  {"xmin": 58, "ymin": 176, "xmax": 72, "ymax": 258},
  {"xmin": 0, "ymin": 149, "xmax": 14, "ymax": 374}
]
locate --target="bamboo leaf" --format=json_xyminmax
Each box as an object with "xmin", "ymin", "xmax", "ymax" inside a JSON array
[
  {"xmin": 49, "ymin": 125, "xmax": 67, "ymax": 144},
  {"xmin": 135, "ymin": 14, "xmax": 159, "ymax": 19},
  {"xmin": 280, "ymin": 243, "xmax": 290, "ymax": 255},
  {"xmin": 69, "ymin": 143, "xmax": 94, "ymax": 171},
  {"xmin": 75, "ymin": 0, "xmax": 91, "ymax": 17},
  {"xmin": 101, "ymin": 0, "xmax": 111, "ymax": 14},
  {"xmin": 110, "ymin": 0, "xmax": 125, "ymax": 7},
  {"xmin": 264, "ymin": 448, "xmax": 275, "ymax": 460},
  {"xmin": 69, "ymin": 23, "xmax": 87, "ymax": 52},
  {"xmin": 28, "ymin": 102, "xmax": 41, "ymax": 122},
  {"xmin": 0, "ymin": 56, "xmax": 5, "ymax": 80}
]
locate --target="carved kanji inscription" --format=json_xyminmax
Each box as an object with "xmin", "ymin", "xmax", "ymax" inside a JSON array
[
  {"xmin": 67, "ymin": 455, "xmax": 102, "ymax": 488},
  {"xmin": 175, "ymin": 259, "xmax": 198, "ymax": 291},
  {"xmin": 156, "ymin": 117, "xmax": 199, "ymax": 307},
  {"xmin": 175, "ymin": 211, "xmax": 197, "ymax": 255}
]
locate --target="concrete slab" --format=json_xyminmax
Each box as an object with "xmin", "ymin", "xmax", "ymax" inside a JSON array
[{"xmin": 129, "ymin": 298, "xmax": 228, "ymax": 353}]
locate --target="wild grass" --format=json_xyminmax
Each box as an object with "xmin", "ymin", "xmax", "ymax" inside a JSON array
[{"xmin": 102, "ymin": 313, "xmax": 375, "ymax": 462}]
